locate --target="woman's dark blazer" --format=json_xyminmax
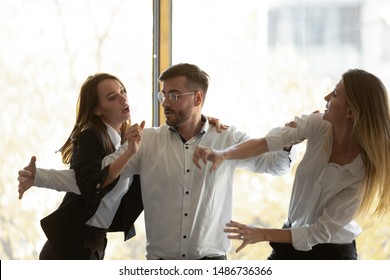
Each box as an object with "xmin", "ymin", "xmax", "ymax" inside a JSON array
[{"xmin": 40, "ymin": 128, "xmax": 144, "ymax": 245}]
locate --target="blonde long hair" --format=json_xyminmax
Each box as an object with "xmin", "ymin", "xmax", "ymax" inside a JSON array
[
  {"xmin": 343, "ymin": 69, "xmax": 390, "ymax": 216},
  {"xmin": 59, "ymin": 73, "xmax": 130, "ymax": 165}
]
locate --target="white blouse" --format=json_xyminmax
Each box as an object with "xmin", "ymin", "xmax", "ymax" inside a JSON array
[{"xmin": 265, "ymin": 112, "xmax": 364, "ymax": 251}]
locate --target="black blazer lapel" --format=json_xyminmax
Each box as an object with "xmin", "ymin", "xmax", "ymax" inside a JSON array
[{"xmin": 109, "ymin": 175, "xmax": 143, "ymax": 241}]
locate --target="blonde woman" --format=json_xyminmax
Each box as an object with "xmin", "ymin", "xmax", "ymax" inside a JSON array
[{"xmin": 193, "ymin": 69, "xmax": 390, "ymax": 259}]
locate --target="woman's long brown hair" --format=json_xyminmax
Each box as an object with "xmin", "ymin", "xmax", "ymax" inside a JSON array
[{"xmin": 58, "ymin": 73, "xmax": 130, "ymax": 165}]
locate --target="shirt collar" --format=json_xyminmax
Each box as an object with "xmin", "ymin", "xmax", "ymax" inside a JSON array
[
  {"xmin": 169, "ymin": 115, "xmax": 208, "ymax": 143},
  {"xmin": 345, "ymin": 154, "xmax": 364, "ymax": 177},
  {"xmin": 105, "ymin": 123, "xmax": 121, "ymax": 150},
  {"xmin": 327, "ymin": 131, "xmax": 364, "ymax": 177}
]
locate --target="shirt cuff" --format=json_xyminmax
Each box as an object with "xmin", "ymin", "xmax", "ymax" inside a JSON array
[
  {"xmin": 265, "ymin": 127, "xmax": 284, "ymax": 152},
  {"xmin": 290, "ymin": 226, "xmax": 312, "ymax": 251},
  {"xmin": 34, "ymin": 168, "xmax": 49, "ymax": 187}
]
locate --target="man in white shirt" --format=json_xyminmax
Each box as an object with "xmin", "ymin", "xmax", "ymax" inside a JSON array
[{"xmin": 19, "ymin": 63, "xmax": 293, "ymax": 259}]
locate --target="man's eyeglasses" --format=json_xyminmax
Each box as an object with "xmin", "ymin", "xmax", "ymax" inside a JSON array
[{"xmin": 157, "ymin": 91, "xmax": 196, "ymax": 103}]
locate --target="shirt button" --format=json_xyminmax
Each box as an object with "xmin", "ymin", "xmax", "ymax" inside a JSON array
[
  {"xmin": 182, "ymin": 254, "xmax": 186, "ymax": 258},
  {"xmin": 183, "ymin": 235, "xmax": 187, "ymax": 239},
  {"xmin": 186, "ymin": 169, "xmax": 190, "ymax": 173},
  {"xmin": 184, "ymin": 213, "xmax": 188, "ymax": 216},
  {"xmin": 185, "ymin": 146, "xmax": 189, "ymax": 149},
  {"xmin": 185, "ymin": 191, "xmax": 189, "ymax": 195}
]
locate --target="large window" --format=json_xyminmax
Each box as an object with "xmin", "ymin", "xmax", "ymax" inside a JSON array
[
  {"xmin": 0, "ymin": 0, "xmax": 152, "ymax": 259},
  {"xmin": 172, "ymin": 0, "xmax": 390, "ymax": 260}
]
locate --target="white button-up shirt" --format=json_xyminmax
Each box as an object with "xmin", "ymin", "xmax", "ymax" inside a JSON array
[
  {"xmin": 265, "ymin": 113, "xmax": 364, "ymax": 251},
  {"xmin": 102, "ymin": 118, "xmax": 292, "ymax": 259}
]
